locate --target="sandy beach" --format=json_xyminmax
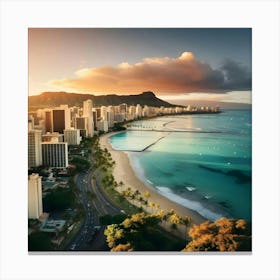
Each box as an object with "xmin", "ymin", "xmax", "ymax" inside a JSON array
[{"xmin": 99, "ymin": 132, "xmax": 206, "ymax": 226}]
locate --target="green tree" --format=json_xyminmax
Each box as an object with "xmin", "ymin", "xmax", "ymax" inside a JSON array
[
  {"xmin": 28, "ymin": 232, "xmax": 53, "ymax": 251},
  {"xmin": 43, "ymin": 188, "xmax": 74, "ymax": 211},
  {"xmin": 104, "ymin": 212, "xmax": 184, "ymax": 251}
]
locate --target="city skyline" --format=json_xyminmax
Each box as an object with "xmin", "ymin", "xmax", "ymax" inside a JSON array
[{"xmin": 29, "ymin": 28, "xmax": 252, "ymax": 104}]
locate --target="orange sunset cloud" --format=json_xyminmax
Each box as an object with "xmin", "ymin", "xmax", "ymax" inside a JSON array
[{"xmin": 49, "ymin": 52, "xmax": 251, "ymax": 95}]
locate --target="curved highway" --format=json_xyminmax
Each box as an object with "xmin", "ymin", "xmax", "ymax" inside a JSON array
[{"xmin": 67, "ymin": 166, "xmax": 122, "ymax": 251}]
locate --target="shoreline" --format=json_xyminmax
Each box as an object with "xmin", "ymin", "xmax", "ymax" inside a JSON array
[{"xmin": 99, "ymin": 131, "xmax": 206, "ymax": 226}]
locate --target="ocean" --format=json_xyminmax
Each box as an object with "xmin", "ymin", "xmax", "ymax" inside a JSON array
[{"xmin": 109, "ymin": 110, "xmax": 252, "ymax": 222}]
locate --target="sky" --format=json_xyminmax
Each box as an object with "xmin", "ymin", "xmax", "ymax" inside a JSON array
[{"xmin": 29, "ymin": 28, "xmax": 252, "ymax": 104}]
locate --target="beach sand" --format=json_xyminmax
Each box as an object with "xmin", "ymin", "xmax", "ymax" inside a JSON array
[{"xmin": 99, "ymin": 132, "xmax": 206, "ymax": 226}]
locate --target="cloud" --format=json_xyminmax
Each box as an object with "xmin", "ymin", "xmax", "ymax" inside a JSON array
[
  {"xmin": 221, "ymin": 59, "xmax": 252, "ymax": 91},
  {"xmin": 49, "ymin": 52, "xmax": 251, "ymax": 95}
]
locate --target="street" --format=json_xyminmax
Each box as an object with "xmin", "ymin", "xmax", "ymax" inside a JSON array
[{"xmin": 67, "ymin": 166, "xmax": 121, "ymax": 251}]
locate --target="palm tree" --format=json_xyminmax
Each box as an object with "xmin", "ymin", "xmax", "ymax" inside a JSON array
[
  {"xmin": 169, "ymin": 213, "xmax": 181, "ymax": 231},
  {"xmin": 144, "ymin": 191, "xmax": 150, "ymax": 200},
  {"xmin": 181, "ymin": 216, "xmax": 191, "ymax": 240}
]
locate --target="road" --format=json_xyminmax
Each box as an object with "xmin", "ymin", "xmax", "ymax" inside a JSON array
[{"xmin": 67, "ymin": 166, "xmax": 121, "ymax": 251}]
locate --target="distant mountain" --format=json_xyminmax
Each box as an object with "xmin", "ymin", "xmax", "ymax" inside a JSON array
[{"xmin": 28, "ymin": 91, "xmax": 175, "ymax": 108}]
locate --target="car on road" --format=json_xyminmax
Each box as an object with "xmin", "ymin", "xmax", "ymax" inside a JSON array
[{"xmin": 85, "ymin": 227, "xmax": 100, "ymax": 244}]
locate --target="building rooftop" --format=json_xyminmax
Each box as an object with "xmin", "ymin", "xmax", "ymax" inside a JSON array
[{"xmin": 40, "ymin": 219, "xmax": 66, "ymax": 232}]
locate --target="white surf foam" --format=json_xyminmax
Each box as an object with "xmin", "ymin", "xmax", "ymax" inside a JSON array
[
  {"xmin": 186, "ymin": 186, "xmax": 196, "ymax": 192},
  {"xmin": 156, "ymin": 186, "xmax": 224, "ymax": 221},
  {"xmin": 127, "ymin": 153, "xmax": 146, "ymax": 182},
  {"xmin": 147, "ymin": 179, "xmax": 153, "ymax": 185}
]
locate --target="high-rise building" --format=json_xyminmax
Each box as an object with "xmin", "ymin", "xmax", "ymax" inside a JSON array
[
  {"xmin": 28, "ymin": 173, "xmax": 43, "ymax": 219},
  {"xmin": 113, "ymin": 105, "xmax": 121, "ymax": 114},
  {"xmin": 120, "ymin": 103, "xmax": 127, "ymax": 114},
  {"xmin": 142, "ymin": 105, "xmax": 151, "ymax": 117},
  {"xmin": 96, "ymin": 120, "xmax": 108, "ymax": 133},
  {"xmin": 114, "ymin": 113, "xmax": 125, "ymax": 123},
  {"xmin": 28, "ymin": 130, "xmax": 42, "ymax": 168},
  {"xmin": 92, "ymin": 109, "xmax": 98, "ymax": 130},
  {"xmin": 42, "ymin": 141, "xmax": 68, "ymax": 168},
  {"xmin": 75, "ymin": 116, "xmax": 87, "ymax": 130},
  {"xmin": 95, "ymin": 107, "xmax": 101, "ymax": 119},
  {"xmin": 128, "ymin": 105, "xmax": 136, "ymax": 120},
  {"xmin": 136, "ymin": 104, "xmax": 143, "ymax": 118},
  {"xmin": 70, "ymin": 106, "xmax": 79, "ymax": 127},
  {"xmin": 43, "ymin": 110, "xmax": 53, "ymax": 133},
  {"xmin": 107, "ymin": 106, "xmax": 115, "ymax": 128},
  {"xmin": 74, "ymin": 116, "xmax": 88, "ymax": 138},
  {"xmin": 100, "ymin": 106, "xmax": 107, "ymax": 121},
  {"xmin": 42, "ymin": 132, "xmax": 64, "ymax": 143},
  {"xmin": 34, "ymin": 119, "xmax": 46, "ymax": 134},
  {"xmin": 52, "ymin": 105, "xmax": 71, "ymax": 133},
  {"xmin": 28, "ymin": 115, "xmax": 34, "ymax": 131},
  {"xmin": 64, "ymin": 128, "xmax": 81, "ymax": 145},
  {"xmin": 175, "ymin": 107, "xmax": 183, "ymax": 114},
  {"xmin": 83, "ymin": 100, "xmax": 94, "ymax": 137}
]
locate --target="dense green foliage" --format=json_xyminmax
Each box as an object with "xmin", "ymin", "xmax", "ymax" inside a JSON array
[
  {"xmin": 69, "ymin": 156, "xmax": 91, "ymax": 172},
  {"xmin": 99, "ymin": 214, "xmax": 127, "ymax": 225},
  {"xmin": 104, "ymin": 212, "xmax": 185, "ymax": 251},
  {"xmin": 28, "ymin": 232, "xmax": 53, "ymax": 251},
  {"xmin": 43, "ymin": 188, "xmax": 74, "ymax": 212},
  {"xmin": 112, "ymin": 123, "xmax": 127, "ymax": 131}
]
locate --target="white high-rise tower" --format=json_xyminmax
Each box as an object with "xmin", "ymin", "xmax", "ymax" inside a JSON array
[
  {"xmin": 28, "ymin": 173, "xmax": 43, "ymax": 219},
  {"xmin": 83, "ymin": 100, "xmax": 94, "ymax": 137}
]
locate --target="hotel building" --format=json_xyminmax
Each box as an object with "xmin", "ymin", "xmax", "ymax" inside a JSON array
[
  {"xmin": 52, "ymin": 105, "xmax": 71, "ymax": 134},
  {"xmin": 83, "ymin": 100, "xmax": 94, "ymax": 137},
  {"xmin": 41, "ymin": 141, "xmax": 68, "ymax": 168},
  {"xmin": 42, "ymin": 132, "xmax": 63, "ymax": 142},
  {"xmin": 28, "ymin": 173, "xmax": 43, "ymax": 219},
  {"xmin": 28, "ymin": 130, "xmax": 42, "ymax": 168},
  {"xmin": 74, "ymin": 116, "xmax": 88, "ymax": 138},
  {"xmin": 64, "ymin": 128, "xmax": 81, "ymax": 145}
]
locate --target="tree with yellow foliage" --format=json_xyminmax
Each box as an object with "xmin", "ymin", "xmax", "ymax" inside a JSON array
[
  {"xmin": 104, "ymin": 212, "xmax": 185, "ymax": 251},
  {"xmin": 182, "ymin": 217, "xmax": 251, "ymax": 252},
  {"xmin": 111, "ymin": 243, "xmax": 133, "ymax": 252}
]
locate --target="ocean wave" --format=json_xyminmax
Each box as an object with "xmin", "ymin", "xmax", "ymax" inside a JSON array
[
  {"xmin": 127, "ymin": 153, "xmax": 147, "ymax": 182},
  {"xmin": 186, "ymin": 186, "xmax": 196, "ymax": 192},
  {"xmin": 155, "ymin": 186, "xmax": 226, "ymax": 221}
]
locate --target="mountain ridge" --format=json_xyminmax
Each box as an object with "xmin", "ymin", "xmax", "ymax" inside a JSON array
[{"xmin": 28, "ymin": 91, "xmax": 176, "ymax": 108}]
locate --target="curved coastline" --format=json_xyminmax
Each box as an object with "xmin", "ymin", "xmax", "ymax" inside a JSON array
[{"xmin": 99, "ymin": 131, "xmax": 206, "ymax": 225}]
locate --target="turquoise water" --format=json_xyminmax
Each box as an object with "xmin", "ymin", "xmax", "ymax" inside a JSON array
[{"xmin": 109, "ymin": 110, "xmax": 252, "ymax": 222}]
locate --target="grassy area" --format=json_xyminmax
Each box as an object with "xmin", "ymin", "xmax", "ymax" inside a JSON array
[{"xmin": 102, "ymin": 181, "xmax": 141, "ymax": 215}]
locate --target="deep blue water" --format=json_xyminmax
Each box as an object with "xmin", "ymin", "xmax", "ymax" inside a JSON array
[{"xmin": 109, "ymin": 110, "xmax": 252, "ymax": 222}]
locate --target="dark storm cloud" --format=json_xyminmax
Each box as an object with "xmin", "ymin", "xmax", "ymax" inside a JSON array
[
  {"xmin": 49, "ymin": 52, "xmax": 251, "ymax": 95},
  {"xmin": 220, "ymin": 59, "xmax": 252, "ymax": 91}
]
